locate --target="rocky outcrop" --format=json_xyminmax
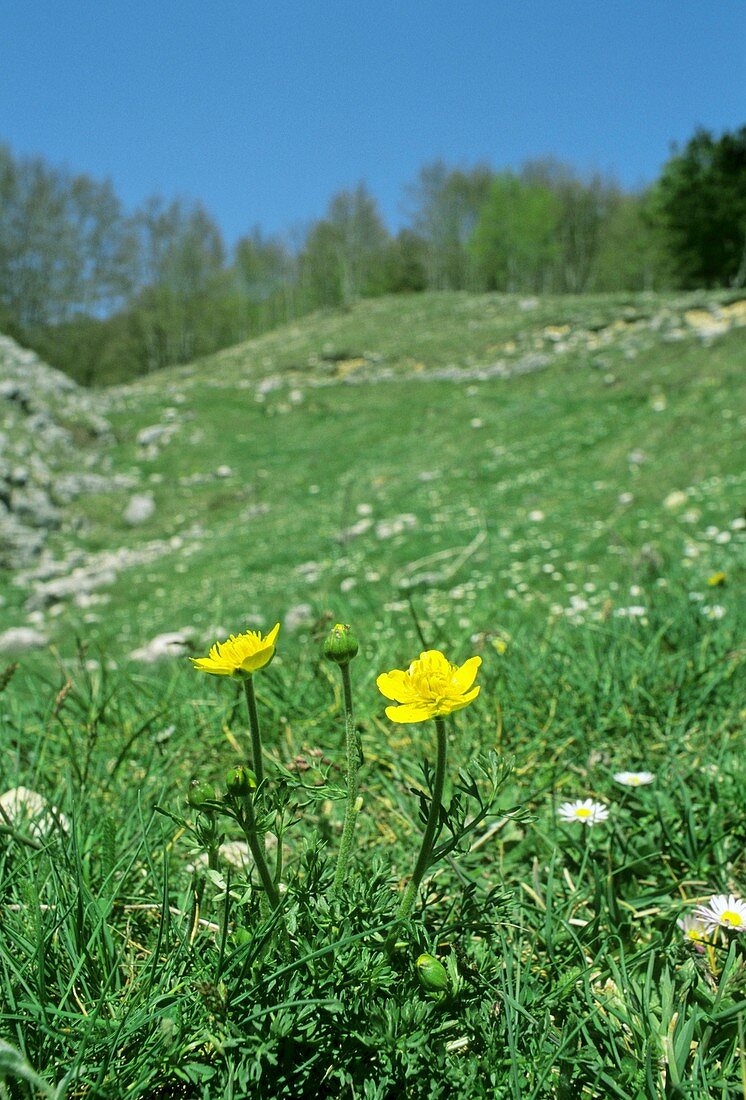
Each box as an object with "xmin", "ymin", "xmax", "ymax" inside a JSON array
[{"xmin": 0, "ymin": 334, "xmax": 114, "ymax": 569}]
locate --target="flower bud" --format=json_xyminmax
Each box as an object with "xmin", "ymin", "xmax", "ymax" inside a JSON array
[
  {"xmin": 225, "ymin": 765, "xmax": 257, "ymax": 797},
  {"xmin": 323, "ymin": 622, "xmax": 359, "ymax": 665},
  {"xmin": 415, "ymin": 953, "xmax": 449, "ymax": 993},
  {"xmin": 187, "ymin": 778, "xmax": 217, "ymax": 809}
]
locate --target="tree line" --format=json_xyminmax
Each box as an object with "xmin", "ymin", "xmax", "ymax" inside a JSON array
[{"xmin": 1, "ymin": 125, "xmax": 744, "ymax": 385}]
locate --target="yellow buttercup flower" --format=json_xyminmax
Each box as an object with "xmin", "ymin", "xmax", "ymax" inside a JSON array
[
  {"xmin": 190, "ymin": 623, "xmax": 280, "ymax": 677},
  {"xmin": 377, "ymin": 649, "xmax": 481, "ymax": 724}
]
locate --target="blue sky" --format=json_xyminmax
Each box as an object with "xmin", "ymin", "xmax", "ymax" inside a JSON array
[{"xmin": 2, "ymin": 2, "xmax": 744, "ymax": 246}]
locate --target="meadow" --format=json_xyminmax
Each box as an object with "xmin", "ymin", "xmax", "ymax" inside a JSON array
[{"xmin": 0, "ymin": 291, "xmax": 745, "ymax": 1097}]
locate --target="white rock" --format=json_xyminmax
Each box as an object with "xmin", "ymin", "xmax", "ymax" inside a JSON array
[
  {"xmin": 0, "ymin": 785, "xmax": 69, "ymax": 836},
  {"xmin": 284, "ymin": 604, "xmax": 314, "ymax": 632},
  {"xmin": 0, "ymin": 627, "xmax": 49, "ymax": 653},
  {"xmin": 136, "ymin": 424, "xmax": 168, "ymax": 447},
  {"xmin": 123, "ymin": 492, "xmax": 155, "ymax": 525},
  {"xmin": 128, "ymin": 630, "xmax": 195, "ymax": 663}
]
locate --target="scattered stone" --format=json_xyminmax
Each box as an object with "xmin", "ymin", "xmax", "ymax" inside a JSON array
[
  {"xmin": 136, "ymin": 424, "xmax": 169, "ymax": 447},
  {"xmin": 11, "ymin": 485, "xmax": 60, "ymax": 530},
  {"xmin": 190, "ymin": 836, "xmax": 276, "ymax": 872},
  {"xmin": 128, "ymin": 630, "xmax": 196, "ymax": 663},
  {"xmin": 284, "ymin": 604, "xmax": 315, "ymax": 632},
  {"xmin": 0, "ymin": 332, "xmax": 113, "ymax": 566},
  {"xmin": 24, "ymin": 567, "xmax": 118, "ymax": 609},
  {"xmin": 0, "ymin": 786, "xmax": 69, "ymax": 837},
  {"xmin": 337, "ymin": 517, "xmax": 373, "ymax": 541},
  {"xmin": 123, "ymin": 492, "xmax": 156, "ymax": 525},
  {"xmin": 375, "ymin": 514, "xmax": 417, "ymax": 540},
  {"xmin": 0, "ymin": 627, "xmax": 49, "ymax": 654}
]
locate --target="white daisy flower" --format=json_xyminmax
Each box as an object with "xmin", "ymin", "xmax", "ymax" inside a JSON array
[
  {"xmin": 695, "ymin": 894, "xmax": 746, "ymax": 933},
  {"xmin": 557, "ymin": 799, "xmax": 609, "ymax": 826},
  {"xmin": 613, "ymin": 771, "xmax": 655, "ymax": 787},
  {"xmin": 677, "ymin": 913, "xmax": 709, "ymax": 951}
]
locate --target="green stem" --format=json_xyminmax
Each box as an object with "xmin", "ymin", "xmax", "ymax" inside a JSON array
[
  {"xmin": 575, "ymin": 825, "xmax": 591, "ymax": 887},
  {"xmin": 397, "ymin": 716, "xmax": 448, "ymax": 921},
  {"xmin": 239, "ymin": 797, "xmax": 281, "ymax": 911},
  {"xmin": 331, "ymin": 661, "xmax": 361, "ymax": 896},
  {"xmin": 274, "ymin": 818, "xmax": 284, "ymax": 886},
  {"xmin": 243, "ymin": 676, "xmax": 264, "ymax": 788}
]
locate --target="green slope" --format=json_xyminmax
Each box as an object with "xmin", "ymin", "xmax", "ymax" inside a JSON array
[{"xmin": 1, "ymin": 290, "xmax": 744, "ymax": 661}]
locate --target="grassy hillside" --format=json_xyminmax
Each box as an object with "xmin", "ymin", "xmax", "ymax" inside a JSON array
[
  {"xmin": 2, "ymin": 290, "xmax": 744, "ymax": 659},
  {"xmin": 0, "ymin": 292, "xmax": 745, "ymax": 1097}
]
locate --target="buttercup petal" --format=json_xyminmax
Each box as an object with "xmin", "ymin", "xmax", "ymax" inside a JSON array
[
  {"xmin": 385, "ymin": 702, "xmax": 436, "ymax": 724},
  {"xmin": 418, "ymin": 650, "xmax": 451, "ymax": 672},
  {"xmin": 190, "ymin": 656, "xmax": 234, "ymax": 675},
  {"xmin": 453, "ymin": 656, "xmax": 482, "ymax": 693},
  {"xmin": 376, "ymin": 670, "xmax": 417, "ymax": 703},
  {"xmin": 440, "ymin": 684, "xmax": 480, "ymax": 715},
  {"xmin": 240, "ymin": 647, "xmax": 271, "ymax": 672}
]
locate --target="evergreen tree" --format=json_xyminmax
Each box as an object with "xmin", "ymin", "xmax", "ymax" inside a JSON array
[{"xmin": 655, "ymin": 126, "xmax": 746, "ymax": 288}]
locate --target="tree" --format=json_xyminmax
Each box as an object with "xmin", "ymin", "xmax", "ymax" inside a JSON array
[
  {"xmin": 655, "ymin": 126, "xmax": 746, "ymax": 288},
  {"xmin": 233, "ymin": 228, "xmax": 295, "ymax": 335},
  {"xmin": 591, "ymin": 190, "xmax": 669, "ymax": 291},
  {"xmin": 379, "ymin": 230, "xmax": 427, "ymax": 293},
  {"xmin": 0, "ymin": 146, "xmax": 133, "ymax": 328},
  {"xmin": 128, "ymin": 197, "xmax": 227, "ymax": 369},
  {"xmin": 469, "ymin": 173, "xmax": 561, "ymax": 292},
  {"xmin": 297, "ymin": 184, "xmax": 390, "ymax": 309},
  {"xmin": 519, "ymin": 159, "xmax": 620, "ymax": 292},
  {"xmin": 407, "ymin": 162, "xmax": 493, "ymax": 290}
]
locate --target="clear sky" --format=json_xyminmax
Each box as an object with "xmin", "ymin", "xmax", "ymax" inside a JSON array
[{"xmin": 2, "ymin": 1, "xmax": 744, "ymax": 247}]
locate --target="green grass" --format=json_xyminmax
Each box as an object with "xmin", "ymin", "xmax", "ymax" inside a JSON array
[{"xmin": 0, "ymin": 291, "xmax": 745, "ymax": 1097}]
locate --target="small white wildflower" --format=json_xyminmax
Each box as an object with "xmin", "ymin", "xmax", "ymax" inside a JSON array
[
  {"xmin": 702, "ymin": 604, "xmax": 726, "ymax": 620},
  {"xmin": 615, "ymin": 605, "xmax": 647, "ymax": 619},
  {"xmin": 557, "ymin": 799, "xmax": 609, "ymax": 826},
  {"xmin": 695, "ymin": 894, "xmax": 746, "ymax": 933},
  {"xmin": 614, "ymin": 771, "xmax": 655, "ymax": 787},
  {"xmin": 677, "ymin": 913, "xmax": 709, "ymax": 951},
  {"xmin": 528, "ymin": 510, "xmax": 545, "ymax": 522},
  {"xmin": 664, "ymin": 490, "xmax": 687, "ymax": 510}
]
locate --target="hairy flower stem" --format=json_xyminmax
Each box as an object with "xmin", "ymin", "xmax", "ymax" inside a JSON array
[
  {"xmin": 238, "ymin": 797, "xmax": 282, "ymax": 911},
  {"xmin": 331, "ymin": 662, "xmax": 362, "ymax": 897},
  {"xmin": 243, "ymin": 677, "xmax": 264, "ymax": 788},
  {"xmin": 397, "ymin": 716, "xmax": 448, "ymax": 921}
]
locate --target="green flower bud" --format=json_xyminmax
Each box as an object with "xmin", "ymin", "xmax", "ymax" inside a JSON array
[
  {"xmin": 187, "ymin": 779, "xmax": 217, "ymax": 809},
  {"xmin": 323, "ymin": 622, "xmax": 359, "ymax": 665},
  {"xmin": 225, "ymin": 765, "xmax": 257, "ymax": 797},
  {"xmin": 416, "ymin": 953, "xmax": 449, "ymax": 993}
]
